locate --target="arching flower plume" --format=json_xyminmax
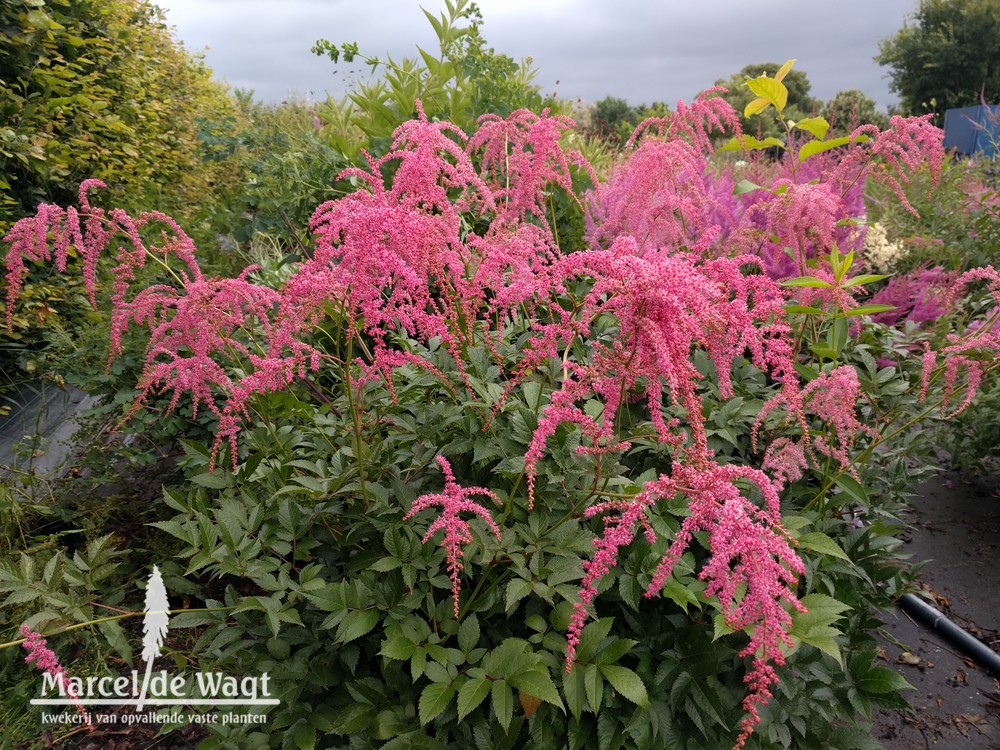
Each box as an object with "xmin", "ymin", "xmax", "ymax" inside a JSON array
[
  {"xmin": 404, "ymin": 455, "xmax": 502, "ymax": 618},
  {"xmin": 918, "ymin": 266, "xmax": 1000, "ymax": 416},
  {"xmin": 524, "ymin": 244, "xmax": 798, "ymax": 506},
  {"xmin": 564, "ymin": 461, "xmax": 804, "ymax": 750}
]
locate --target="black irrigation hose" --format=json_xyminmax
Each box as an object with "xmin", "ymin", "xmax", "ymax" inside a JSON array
[{"xmin": 898, "ymin": 593, "xmax": 1000, "ymax": 677}]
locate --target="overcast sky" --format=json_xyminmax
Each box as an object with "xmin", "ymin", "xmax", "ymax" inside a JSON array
[{"xmin": 154, "ymin": 0, "xmax": 920, "ymax": 111}]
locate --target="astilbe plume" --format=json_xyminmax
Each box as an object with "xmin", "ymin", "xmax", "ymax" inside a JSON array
[
  {"xmin": 3, "ymin": 180, "xmax": 106, "ymax": 329},
  {"xmin": 21, "ymin": 626, "xmax": 94, "ymax": 730},
  {"xmin": 735, "ymin": 180, "xmax": 849, "ymax": 280},
  {"xmin": 588, "ymin": 89, "xmax": 741, "ymax": 255},
  {"xmin": 278, "ymin": 104, "xmax": 497, "ymax": 399},
  {"xmin": 870, "ymin": 266, "xmax": 956, "ymax": 327},
  {"xmin": 564, "ymin": 462, "xmax": 804, "ymax": 750},
  {"xmin": 586, "ymin": 138, "xmax": 721, "ymax": 253},
  {"xmin": 919, "ymin": 267, "xmax": 1000, "ymax": 415},
  {"xmin": 523, "ymin": 244, "xmax": 798, "ymax": 506},
  {"xmin": 403, "ymin": 456, "xmax": 502, "ymax": 618},
  {"xmin": 755, "ymin": 365, "xmax": 874, "ymax": 483},
  {"xmin": 828, "ymin": 116, "xmax": 945, "ymax": 217},
  {"xmin": 625, "ymin": 87, "xmax": 742, "ymax": 153},
  {"xmin": 469, "ymin": 108, "xmax": 588, "ymax": 222}
]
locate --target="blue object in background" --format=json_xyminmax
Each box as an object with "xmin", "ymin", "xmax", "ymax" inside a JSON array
[{"xmin": 943, "ymin": 105, "xmax": 1000, "ymax": 158}]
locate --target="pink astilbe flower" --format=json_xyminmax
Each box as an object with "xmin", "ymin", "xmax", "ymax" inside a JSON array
[
  {"xmin": 754, "ymin": 365, "xmax": 874, "ymax": 483},
  {"xmin": 917, "ymin": 266, "xmax": 1000, "ymax": 415},
  {"xmin": 642, "ymin": 463, "xmax": 804, "ymax": 750},
  {"xmin": 587, "ymin": 138, "xmax": 720, "ymax": 253},
  {"xmin": 869, "ymin": 266, "xmax": 956, "ymax": 327},
  {"xmin": 564, "ymin": 461, "xmax": 804, "ymax": 750},
  {"xmin": 108, "ymin": 266, "xmax": 314, "ymax": 470},
  {"xmin": 829, "ymin": 116, "xmax": 944, "ymax": 216},
  {"xmin": 2, "ymin": 180, "xmax": 109, "ymax": 328},
  {"xmin": 524, "ymin": 246, "xmax": 798, "ymax": 506},
  {"xmin": 404, "ymin": 456, "xmax": 502, "ymax": 618},
  {"xmin": 625, "ymin": 87, "xmax": 742, "ymax": 153},
  {"xmin": 761, "ymin": 436, "xmax": 810, "ymax": 486},
  {"xmin": 21, "ymin": 626, "xmax": 94, "ymax": 731},
  {"xmin": 469, "ymin": 108, "xmax": 588, "ymax": 221},
  {"xmin": 735, "ymin": 181, "xmax": 847, "ymax": 280},
  {"xmin": 563, "ymin": 493, "xmax": 657, "ymax": 668}
]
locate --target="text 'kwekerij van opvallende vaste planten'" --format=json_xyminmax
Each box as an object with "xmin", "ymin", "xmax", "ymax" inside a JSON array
[{"xmin": 4, "ymin": 53, "xmax": 1000, "ymax": 750}]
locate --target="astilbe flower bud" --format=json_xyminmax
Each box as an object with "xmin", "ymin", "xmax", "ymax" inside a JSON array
[
  {"xmin": 21, "ymin": 625, "xmax": 94, "ymax": 730},
  {"xmin": 403, "ymin": 456, "xmax": 502, "ymax": 618}
]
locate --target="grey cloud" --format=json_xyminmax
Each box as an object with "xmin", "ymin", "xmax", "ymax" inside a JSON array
[{"xmin": 159, "ymin": 0, "xmax": 919, "ymax": 109}]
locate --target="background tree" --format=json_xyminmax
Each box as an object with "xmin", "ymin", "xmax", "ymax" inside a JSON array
[
  {"xmin": 877, "ymin": 0, "xmax": 1000, "ymax": 124},
  {"xmin": 713, "ymin": 62, "xmax": 821, "ymax": 137},
  {"xmin": 821, "ymin": 89, "xmax": 891, "ymax": 135},
  {"xmin": 589, "ymin": 96, "xmax": 638, "ymax": 142}
]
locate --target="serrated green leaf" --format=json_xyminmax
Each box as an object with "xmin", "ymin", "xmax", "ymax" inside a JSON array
[
  {"xmin": 796, "ymin": 532, "xmax": 851, "ymax": 562},
  {"xmin": 294, "ymin": 722, "xmax": 316, "ymax": 750},
  {"xmin": 419, "ymin": 682, "xmax": 454, "ymax": 724},
  {"xmin": 575, "ymin": 618, "xmax": 615, "ymax": 663},
  {"xmin": 484, "ymin": 638, "xmax": 536, "ymax": 679},
  {"xmin": 370, "ymin": 557, "xmax": 402, "ymax": 572},
  {"xmin": 97, "ymin": 619, "xmax": 133, "ymax": 667},
  {"xmin": 336, "ymin": 609, "xmax": 379, "ymax": 644},
  {"xmin": 713, "ymin": 614, "xmax": 736, "ymax": 640},
  {"xmin": 458, "ymin": 614, "xmax": 480, "ymax": 652},
  {"xmin": 797, "ymin": 625, "xmax": 844, "ymax": 667},
  {"xmin": 190, "ymin": 471, "xmax": 233, "ymax": 489},
  {"xmin": 563, "ymin": 666, "xmax": 586, "ymax": 720},
  {"xmin": 796, "ymin": 593, "xmax": 853, "ymax": 624},
  {"xmin": 457, "ymin": 677, "xmax": 491, "ymax": 720},
  {"xmin": 411, "ymin": 648, "xmax": 427, "ymax": 680},
  {"xmin": 657, "ymin": 578, "xmax": 700, "ymax": 613},
  {"xmin": 380, "ymin": 635, "xmax": 415, "ymax": 660},
  {"xmin": 584, "ymin": 663, "xmax": 603, "ymax": 713},
  {"xmin": 510, "ymin": 668, "xmax": 564, "ymax": 709},
  {"xmin": 836, "ymin": 475, "xmax": 868, "ymax": 506},
  {"xmin": 599, "ymin": 665, "xmax": 648, "ymax": 708},
  {"xmin": 505, "ymin": 577, "xmax": 532, "ymax": 613},
  {"xmin": 492, "ymin": 680, "xmax": 514, "ymax": 731}
]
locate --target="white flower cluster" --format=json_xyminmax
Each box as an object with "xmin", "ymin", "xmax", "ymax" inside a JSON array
[{"xmin": 862, "ymin": 222, "xmax": 908, "ymax": 274}]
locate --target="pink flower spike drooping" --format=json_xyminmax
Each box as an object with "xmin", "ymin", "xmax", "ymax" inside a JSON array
[
  {"xmin": 20, "ymin": 626, "xmax": 94, "ymax": 731},
  {"xmin": 404, "ymin": 456, "xmax": 502, "ymax": 618}
]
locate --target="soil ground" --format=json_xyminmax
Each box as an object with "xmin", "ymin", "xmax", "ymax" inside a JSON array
[{"xmin": 873, "ymin": 470, "xmax": 1000, "ymax": 749}]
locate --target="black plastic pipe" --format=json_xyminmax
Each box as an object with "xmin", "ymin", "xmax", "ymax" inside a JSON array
[{"xmin": 898, "ymin": 593, "xmax": 1000, "ymax": 677}]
